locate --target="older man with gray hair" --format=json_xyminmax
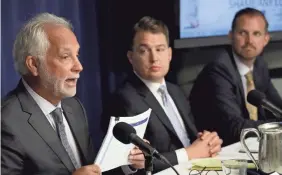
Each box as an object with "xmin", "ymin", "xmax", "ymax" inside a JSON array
[{"xmin": 1, "ymin": 13, "xmax": 145, "ymax": 175}]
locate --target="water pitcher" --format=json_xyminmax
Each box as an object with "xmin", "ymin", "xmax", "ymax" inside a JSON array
[{"xmin": 240, "ymin": 122, "xmax": 282, "ymax": 174}]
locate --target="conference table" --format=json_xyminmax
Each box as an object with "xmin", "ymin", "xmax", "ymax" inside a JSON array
[{"xmin": 154, "ymin": 138, "xmax": 259, "ymax": 175}]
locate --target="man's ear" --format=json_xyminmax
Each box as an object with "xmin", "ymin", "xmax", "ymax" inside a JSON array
[
  {"xmin": 127, "ymin": 50, "xmax": 133, "ymax": 64},
  {"xmin": 168, "ymin": 47, "xmax": 172, "ymax": 62},
  {"xmin": 26, "ymin": 56, "xmax": 39, "ymax": 76},
  {"xmin": 263, "ymin": 32, "xmax": 270, "ymax": 47}
]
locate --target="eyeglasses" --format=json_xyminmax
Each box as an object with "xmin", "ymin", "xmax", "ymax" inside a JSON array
[{"xmin": 189, "ymin": 167, "xmax": 220, "ymax": 175}]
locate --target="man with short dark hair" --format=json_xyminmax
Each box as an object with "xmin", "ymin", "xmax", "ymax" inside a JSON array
[
  {"xmin": 101, "ymin": 16, "xmax": 223, "ymax": 173},
  {"xmin": 190, "ymin": 8, "xmax": 282, "ymax": 146}
]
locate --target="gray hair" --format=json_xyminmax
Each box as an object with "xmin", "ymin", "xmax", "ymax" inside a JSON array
[{"xmin": 13, "ymin": 13, "xmax": 73, "ymax": 75}]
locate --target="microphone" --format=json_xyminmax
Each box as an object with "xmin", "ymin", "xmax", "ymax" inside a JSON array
[
  {"xmin": 247, "ymin": 90, "xmax": 282, "ymax": 118},
  {"xmin": 113, "ymin": 122, "xmax": 180, "ymax": 175},
  {"xmin": 113, "ymin": 122, "xmax": 161, "ymax": 159}
]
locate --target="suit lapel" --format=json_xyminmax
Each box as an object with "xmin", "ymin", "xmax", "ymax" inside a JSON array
[
  {"xmin": 253, "ymin": 56, "xmax": 263, "ymax": 93},
  {"xmin": 253, "ymin": 57, "xmax": 265, "ymax": 118},
  {"xmin": 28, "ymin": 112, "xmax": 75, "ymax": 172},
  {"xmin": 167, "ymin": 85, "xmax": 198, "ymax": 139},
  {"xmin": 129, "ymin": 74, "xmax": 178, "ymax": 137},
  {"xmin": 17, "ymin": 82, "xmax": 75, "ymax": 172},
  {"xmin": 62, "ymin": 103, "xmax": 87, "ymax": 164},
  {"xmin": 227, "ymin": 49, "xmax": 247, "ymax": 113},
  {"xmin": 143, "ymin": 93, "xmax": 178, "ymax": 137}
]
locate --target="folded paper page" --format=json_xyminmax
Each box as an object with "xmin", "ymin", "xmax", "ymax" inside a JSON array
[
  {"xmin": 191, "ymin": 158, "xmax": 256, "ymax": 171},
  {"xmin": 94, "ymin": 108, "xmax": 152, "ymax": 172}
]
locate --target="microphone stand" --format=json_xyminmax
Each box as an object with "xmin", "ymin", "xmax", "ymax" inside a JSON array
[
  {"xmin": 143, "ymin": 150, "xmax": 180, "ymax": 175},
  {"xmin": 144, "ymin": 152, "xmax": 154, "ymax": 175}
]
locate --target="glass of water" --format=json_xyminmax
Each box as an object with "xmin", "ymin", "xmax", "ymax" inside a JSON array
[{"xmin": 221, "ymin": 159, "xmax": 248, "ymax": 175}]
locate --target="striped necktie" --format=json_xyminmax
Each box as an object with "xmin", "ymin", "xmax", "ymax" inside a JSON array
[
  {"xmin": 245, "ymin": 71, "xmax": 258, "ymax": 120},
  {"xmin": 52, "ymin": 108, "xmax": 81, "ymax": 169},
  {"xmin": 158, "ymin": 85, "xmax": 191, "ymax": 147}
]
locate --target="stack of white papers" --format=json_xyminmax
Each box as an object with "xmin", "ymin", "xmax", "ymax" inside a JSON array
[{"xmin": 94, "ymin": 109, "xmax": 152, "ymax": 172}]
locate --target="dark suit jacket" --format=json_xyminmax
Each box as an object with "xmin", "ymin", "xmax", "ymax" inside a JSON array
[
  {"xmin": 1, "ymin": 81, "xmax": 95, "ymax": 175},
  {"xmin": 101, "ymin": 73, "xmax": 198, "ymax": 173},
  {"xmin": 1, "ymin": 81, "xmax": 125, "ymax": 175},
  {"xmin": 189, "ymin": 47, "xmax": 282, "ymax": 146}
]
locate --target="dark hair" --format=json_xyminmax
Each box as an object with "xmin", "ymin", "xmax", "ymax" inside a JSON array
[
  {"xmin": 231, "ymin": 7, "xmax": 269, "ymax": 32},
  {"xmin": 130, "ymin": 16, "xmax": 169, "ymax": 49}
]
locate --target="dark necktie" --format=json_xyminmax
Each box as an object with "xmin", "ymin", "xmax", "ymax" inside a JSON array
[{"xmin": 52, "ymin": 108, "xmax": 80, "ymax": 169}]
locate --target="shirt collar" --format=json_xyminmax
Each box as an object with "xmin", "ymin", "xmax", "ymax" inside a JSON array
[
  {"xmin": 133, "ymin": 71, "xmax": 166, "ymax": 93},
  {"xmin": 233, "ymin": 52, "xmax": 254, "ymax": 76},
  {"xmin": 22, "ymin": 79, "xmax": 62, "ymax": 115}
]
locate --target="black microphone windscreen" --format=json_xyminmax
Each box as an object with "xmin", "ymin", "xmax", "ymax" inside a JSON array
[
  {"xmin": 247, "ymin": 90, "xmax": 266, "ymax": 107},
  {"xmin": 113, "ymin": 122, "xmax": 136, "ymax": 144}
]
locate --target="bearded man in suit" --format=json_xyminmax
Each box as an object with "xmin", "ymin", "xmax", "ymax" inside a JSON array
[{"xmin": 1, "ymin": 13, "xmax": 144, "ymax": 175}]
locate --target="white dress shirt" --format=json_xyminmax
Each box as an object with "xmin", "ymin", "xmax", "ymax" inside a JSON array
[
  {"xmin": 22, "ymin": 79, "xmax": 82, "ymax": 168},
  {"xmin": 135, "ymin": 73, "xmax": 190, "ymax": 164},
  {"xmin": 233, "ymin": 53, "xmax": 254, "ymax": 98}
]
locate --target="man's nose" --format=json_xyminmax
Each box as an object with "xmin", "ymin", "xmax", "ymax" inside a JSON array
[
  {"xmin": 149, "ymin": 51, "xmax": 158, "ymax": 62},
  {"xmin": 246, "ymin": 34, "xmax": 254, "ymax": 45},
  {"xmin": 72, "ymin": 59, "xmax": 83, "ymax": 73}
]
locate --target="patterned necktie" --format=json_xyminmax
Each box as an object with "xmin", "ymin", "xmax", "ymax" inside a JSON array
[
  {"xmin": 158, "ymin": 85, "xmax": 191, "ymax": 147},
  {"xmin": 245, "ymin": 71, "xmax": 258, "ymax": 121},
  {"xmin": 52, "ymin": 108, "xmax": 80, "ymax": 169}
]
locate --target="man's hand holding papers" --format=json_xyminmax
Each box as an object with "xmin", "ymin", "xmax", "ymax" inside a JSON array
[
  {"xmin": 128, "ymin": 139, "xmax": 150, "ymax": 170},
  {"xmin": 128, "ymin": 146, "xmax": 145, "ymax": 170},
  {"xmin": 95, "ymin": 109, "xmax": 152, "ymax": 172}
]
